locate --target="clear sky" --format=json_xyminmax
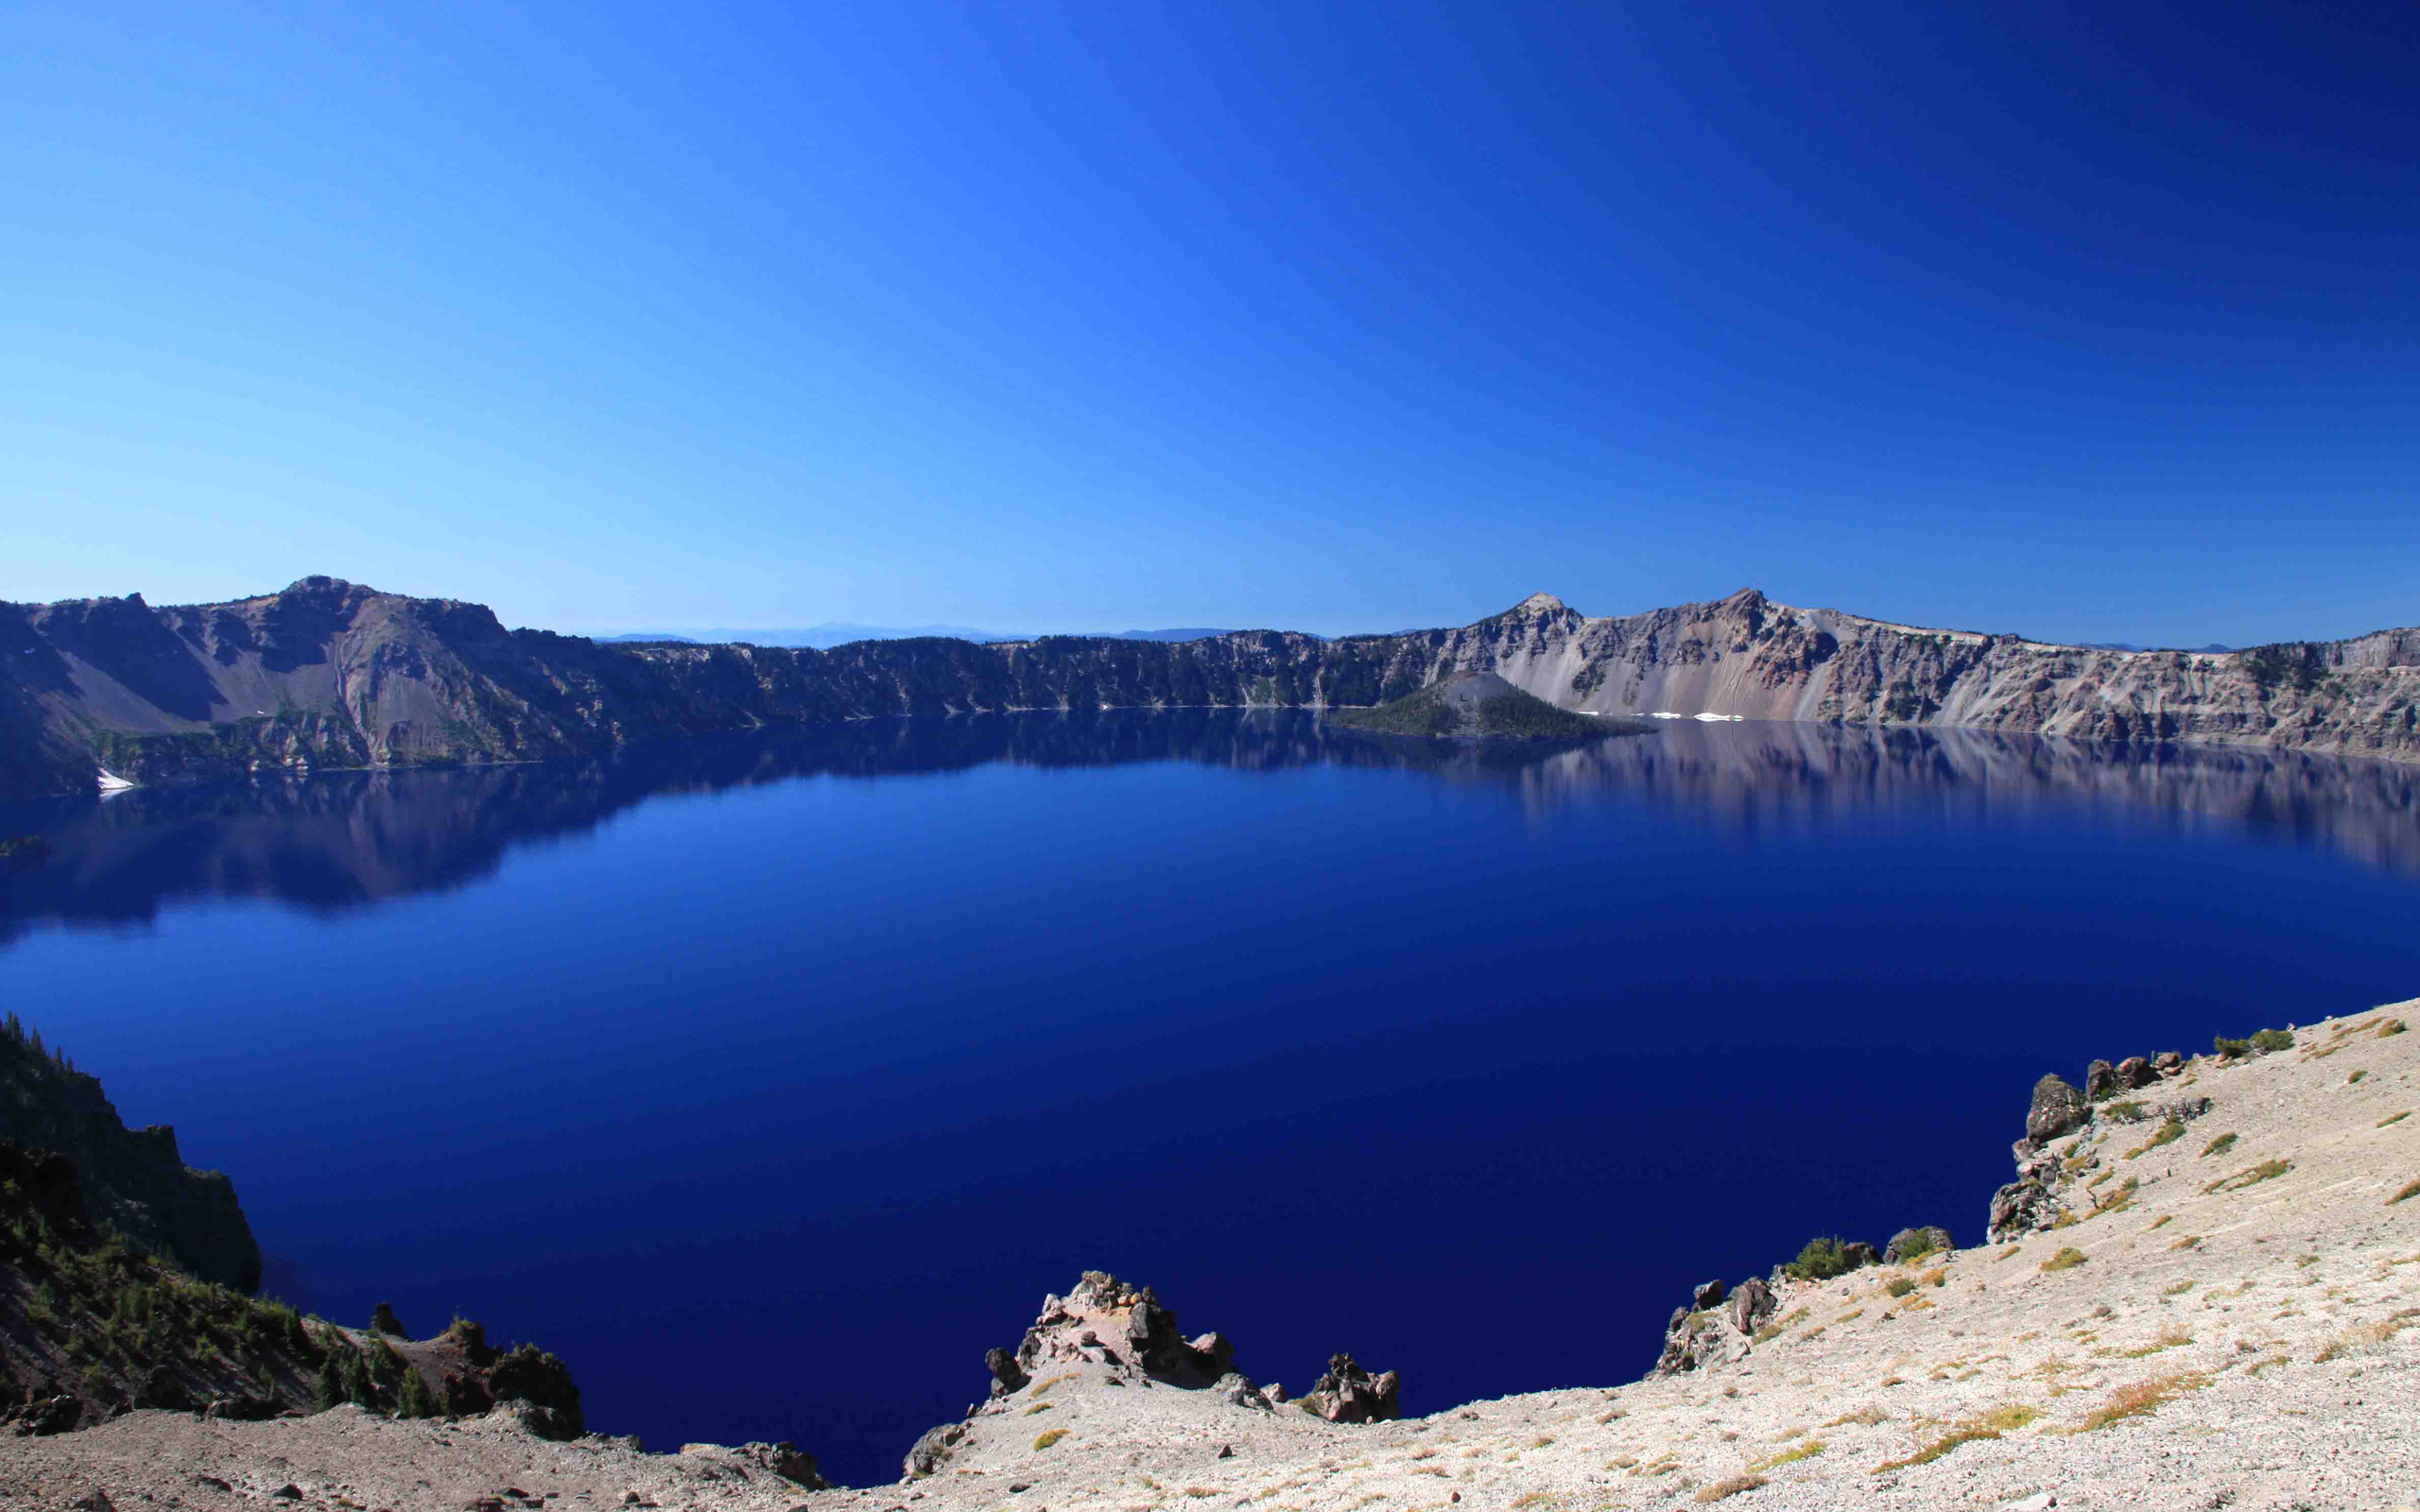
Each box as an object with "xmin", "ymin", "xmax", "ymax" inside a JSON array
[{"xmin": 7, "ymin": 2, "xmax": 2416, "ymax": 644}]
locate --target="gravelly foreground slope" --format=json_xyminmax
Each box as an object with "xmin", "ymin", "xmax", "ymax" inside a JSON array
[
  {"xmin": 7, "ymin": 1001, "xmax": 2416, "ymax": 1512},
  {"xmin": 4, "ymin": 577, "xmax": 2415, "ymax": 795}
]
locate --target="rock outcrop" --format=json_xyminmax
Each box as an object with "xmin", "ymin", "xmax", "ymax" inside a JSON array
[
  {"xmin": 906, "ymin": 1272, "xmax": 1398, "ymax": 1479},
  {"xmin": 1297, "ymin": 1354, "xmax": 1400, "ymax": 1424},
  {"xmin": 6, "ymin": 577, "xmax": 2418, "ymax": 797},
  {"xmin": 1653, "ymin": 1276, "xmax": 1778, "ymax": 1376},
  {"xmin": 0, "ymin": 1017, "xmax": 260, "ymax": 1293},
  {"xmin": 1989, "ymin": 1051, "xmax": 2207, "ymax": 1242},
  {"xmin": 1882, "ymin": 1226, "xmax": 1953, "ymax": 1263}
]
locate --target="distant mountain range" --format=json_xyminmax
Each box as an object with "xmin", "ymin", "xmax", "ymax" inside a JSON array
[
  {"xmin": 0, "ymin": 576, "xmax": 2413, "ymax": 796},
  {"xmin": 598, "ymin": 626, "xmax": 1245, "ymax": 648}
]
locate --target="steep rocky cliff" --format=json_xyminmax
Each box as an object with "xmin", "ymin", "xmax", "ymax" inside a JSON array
[
  {"xmin": 0, "ymin": 1019, "xmax": 259, "ymax": 1294},
  {"xmin": 3, "ymin": 577, "xmax": 2414, "ymax": 795}
]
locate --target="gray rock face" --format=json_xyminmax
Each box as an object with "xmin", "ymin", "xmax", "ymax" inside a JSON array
[
  {"xmin": 2027, "ymin": 1074, "xmax": 2091, "ymax": 1143},
  {"xmin": 728, "ymin": 1441, "xmax": 828, "ymax": 1489},
  {"xmin": 1298, "ymin": 1353, "xmax": 1399, "ymax": 1424},
  {"xmin": 485, "ymin": 1400, "xmax": 578, "ymax": 1443},
  {"xmin": 905, "ymin": 1421, "xmax": 967, "ymax": 1479},
  {"xmin": 1723, "ymin": 1278, "xmax": 1776, "ymax": 1335},
  {"xmin": 1988, "ymin": 1179, "xmax": 2061, "ymax": 1243},
  {"xmin": 1839, "ymin": 1241, "xmax": 1880, "ymax": 1270},
  {"xmin": 1654, "ymin": 1276, "xmax": 1778, "ymax": 1378},
  {"xmin": 1212, "ymin": 1372, "xmax": 1270, "ymax": 1410}
]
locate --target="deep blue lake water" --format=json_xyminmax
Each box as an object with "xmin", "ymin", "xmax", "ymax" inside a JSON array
[{"xmin": 5, "ymin": 712, "xmax": 2420, "ymax": 1483}]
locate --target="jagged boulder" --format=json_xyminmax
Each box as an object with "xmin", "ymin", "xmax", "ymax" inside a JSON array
[
  {"xmin": 1298, "ymin": 1353, "xmax": 1399, "ymax": 1424},
  {"xmin": 1883, "ymin": 1226, "xmax": 1953, "ymax": 1263},
  {"xmin": 485, "ymin": 1400, "xmax": 578, "ymax": 1442},
  {"xmin": 2083, "ymin": 1058, "xmax": 2118, "ymax": 1099},
  {"xmin": 984, "ymin": 1347, "xmax": 1028, "ymax": 1398},
  {"xmin": 2027, "ymin": 1074, "xmax": 2090, "ymax": 1142},
  {"xmin": 1723, "ymin": 1277, "xmax": 1775, "ymax": 1334},
  {"xmin": 905, "ymin": 1420, "xmax": 966, "ymax": 1479},
  {"xmin": 726, "ymin": 1442, "xmax": 829, "ymax": 1489},
  {"xmin": 2113, "ymin": 1056, "xmax": 2158, "ymax": 1090},
  {"xmin": 2152, "ymin": 1051, "xmax": 2186, "ymax": 1077},
  {"xmin": 1214, "ymin": 1371, "xmax": 1270, "ymax": 1409},
  {"xmin": 1690, "ymin": 1280, "xmax": 1726, "ymax": 1310},
  {"xmin": 1004, "ymin": 1271, "xmax": 1237, "ymax": 1387},
  {"xmin": 1988, "ymin": 1179, "xmax": 2060, "ymax": 1243}
]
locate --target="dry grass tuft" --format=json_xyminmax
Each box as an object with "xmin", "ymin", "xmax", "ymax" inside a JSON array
[
  {"xmin": 1824, "ymin": 1406, "xmax": 1888, "ymax": 1428},
  {"xmin": 2079, "ymin": 1372, "xmax": 2207, "ymax": 1432},
  {"xmin": 2379, "ymin": 1110, "xmax": 2411, "ymax": 1127},
  {"xmin": 2040, "ymin": 1246, "xmax": 2089, "ymax": 1273},
  {"xmin": 1693, "ymin": 1474, "xmax": 1767, "ymax": 1503},
  {"xmin": 2122, "ymin": 1325, "xmax": 2193, "ymax": 1357},
  {"xmin": 1034, "ymin": 1428, "xmax": 1070, "ymax": 1450},
  {"xmin": 2381, "ymin": 1019, "xmax": 2409, "ymax": 1038},
  {"xmin": 2391, "ymin": 1178, "xmax": 2420, "ymax": 1206},
  {"xmin": 2204, "ymin": 1160, "xmax": 2292, "ymax": 1194},
  {"xmin": 2169, "ymin": 1234, "xmax": 2203, "ymax": 1250},
  {"xmin": 2201, "ymin": 1132, "xmax": 2238, "ymax": 1158},
  {"xmin": 1025, "ymin": 1402, "xmax": 1055, "ymax": 1416},
  {"xmin": 1745, "ymin": 1440, "xmax": 1824, "ymax": 1472},
  {"xmin": 2126, "ymin": 1121, "xmax": 2187, "ymax": 1160},
  {"xmin": 1871, "ymin": 1421, "xmax": 2005, "ymax": 1473}
]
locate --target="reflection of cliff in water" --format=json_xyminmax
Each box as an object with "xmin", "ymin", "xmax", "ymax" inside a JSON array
[
  {"xmin": 5, "ymin": 711, "xmax": 2419, "ymax": 940},
  {"xmin": 1514, "ymin": 719, "xmax": 2420, "ymax": 873}
]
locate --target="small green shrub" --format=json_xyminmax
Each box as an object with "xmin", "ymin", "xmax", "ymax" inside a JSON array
[
  {"xmin": 1884, "ymin": 1277, "xmax": 1917, "ymax": 1298},
  {"xmin": 2251, "ymin": 1027, "xmax": 2295, "ymax": 1054},
  {"xmin": 2103, "ymin": 1099, "xmax": 2145, "ymax": 1121},
  {"xmin": 1784, "ymin": 1236, "xmax": 1862, "ymax": 1281},
  {"xmin": 2214, "ymin": 1036, "xmax": 2252, "ymax": 1059}
]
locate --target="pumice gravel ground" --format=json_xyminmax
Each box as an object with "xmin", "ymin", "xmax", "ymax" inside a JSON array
[{"xmin": 8, "ymin": 1003, "xmax": 2418, "ymax": 1512}]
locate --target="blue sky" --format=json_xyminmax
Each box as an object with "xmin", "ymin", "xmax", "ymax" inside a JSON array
[{"xmin": 6, "ymin": 1, "xmax": 2415, "ymax": 644}]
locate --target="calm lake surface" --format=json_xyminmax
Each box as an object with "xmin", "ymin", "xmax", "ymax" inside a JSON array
[{"xmin": 6, "ymin": 712, "xmax": 2420, "ymax": 1482}]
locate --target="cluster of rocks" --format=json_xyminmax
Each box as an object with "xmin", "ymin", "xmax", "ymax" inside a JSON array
[
  {"xmin": 909, "ymin": 1272, "xmax": 1400, "ymax": 1479},
  {"xmin": 1986, "ymin": 1056, "xmax": 2212, "ymax": 1243},
  {"xmin": 1650, "ymin": 1222, "xmax": 1957, "ymax": 1376}
]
